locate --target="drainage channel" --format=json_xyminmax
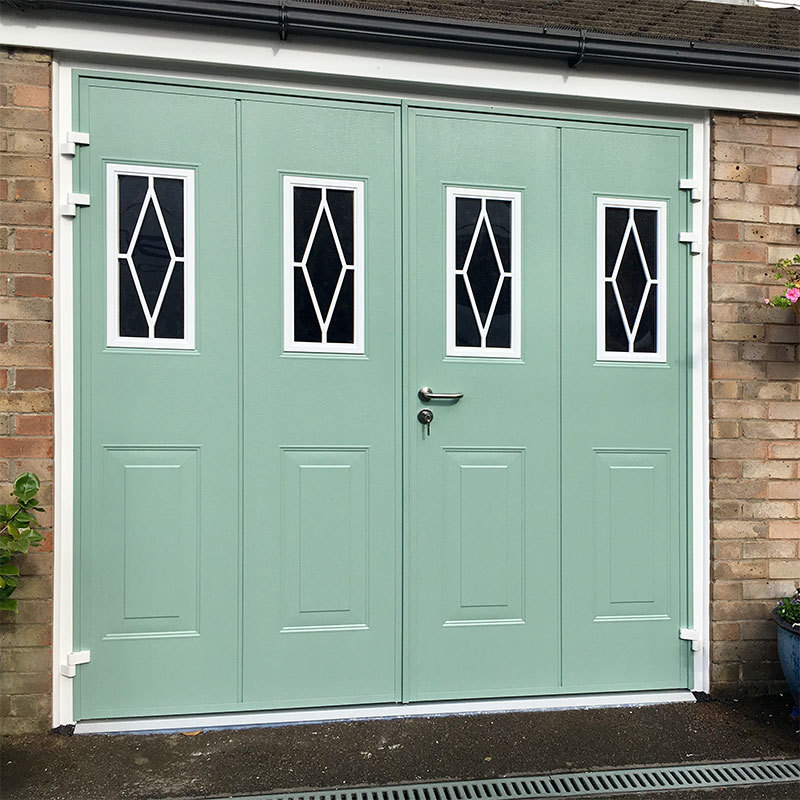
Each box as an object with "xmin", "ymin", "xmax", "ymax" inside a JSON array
[{"xmin": 229, "ymin": 759, "xmax": 800, "ymax": 800}]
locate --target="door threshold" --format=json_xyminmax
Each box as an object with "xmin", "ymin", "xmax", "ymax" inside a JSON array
[{"xmin": 73, "ymin": 690, "xmax": 694, "ymax": 734}]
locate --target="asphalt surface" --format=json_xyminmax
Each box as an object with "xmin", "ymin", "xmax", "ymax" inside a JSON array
[{"xmin": 0, "ymin": 695, "xmax": 798, "ymax": 800}]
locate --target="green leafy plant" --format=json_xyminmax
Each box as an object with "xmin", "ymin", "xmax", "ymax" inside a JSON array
[
  {"xmin": 764, "ymin": 254, "xmax": 800, "ymax": 309},
  {"xmin": 0, "ymin": 473, "xmax": 45, "ymax": 613},
  {"xmin": 775, "ymin": 587, "xmax": 800, "ymax": 627}
]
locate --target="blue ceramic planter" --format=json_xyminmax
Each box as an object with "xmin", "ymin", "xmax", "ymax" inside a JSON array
[{"xmin": 773, "ymin": 610, "xmax": 800, "ymax": 717}]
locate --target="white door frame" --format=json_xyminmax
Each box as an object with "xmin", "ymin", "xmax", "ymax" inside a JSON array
[{"xmin": 50, "ymin": 42, "xmax": 716, "ymax": 727}]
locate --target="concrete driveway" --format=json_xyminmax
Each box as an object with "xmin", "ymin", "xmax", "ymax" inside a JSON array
[{"xmin": 1, "ymin": 694, "xmax": 798, "ymax": 800}]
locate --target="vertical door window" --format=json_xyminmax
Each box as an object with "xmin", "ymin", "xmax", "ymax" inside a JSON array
[
  {"xmin": 447, "ymin": 188, "xmax": 521, "ymax": 358},
  {"xmin": 284, "ymin": 176, "xmax": 365, "ymax": 354},
  {"xmin": 107, "ymin": 164, "xmax": 195, "ymax": 349},
  {"xmin": 597, "ymin": 198, "xmax": 666, "ymax": 362}
]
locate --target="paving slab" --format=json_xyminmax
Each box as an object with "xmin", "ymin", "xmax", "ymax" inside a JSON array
[{"xmin": 0, "ymin": 695, "xmax": 798, "ymax": 800}]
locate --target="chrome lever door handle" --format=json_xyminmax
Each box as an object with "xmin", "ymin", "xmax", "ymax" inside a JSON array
[{"xmin": 418, "ymin": 386, "xmax": 464, "ymax": 402}]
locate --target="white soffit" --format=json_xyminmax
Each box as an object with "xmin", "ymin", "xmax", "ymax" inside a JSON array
[{"xmin": 1, "ymin": 12, "xmax": 797, "ymax": 115}]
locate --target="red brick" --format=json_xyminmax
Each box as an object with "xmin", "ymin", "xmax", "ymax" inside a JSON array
[
  {"xmin": 14, "ymin": 415, "xmax": 52, "ymax": 436},
  {"xmin": 12, "ymin": 228, "xmax": 51, "ymax": 251},
  {"xmin": 10, "ymin": 84, "xmax": 49, "ymax": 108},
  {"xmin": 0, "ymin": 438, "xmax": 53, "ymax": 458},
  {"xmin": 13, "ymin": 369, "xmax": 52, "ymax": 390},
  {"xmin": 13, "ymin": 276, "xmax": 52, "ymax": 298}
]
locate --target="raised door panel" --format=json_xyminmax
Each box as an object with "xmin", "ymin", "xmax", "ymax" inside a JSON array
[
  {"xmin": 76, "ymin": 79, "xmax": 241, "ymax": 718},
  {"xmin": 241, "ymin": 98, "xmax": 401, "ymax": 708},
  {"xmin": 407, "ymin": 110, "xmax": 560, "ymax": 701},
  {"xmin": 560, "ymin": 125, "xmax": 690, "ymax": 691}
]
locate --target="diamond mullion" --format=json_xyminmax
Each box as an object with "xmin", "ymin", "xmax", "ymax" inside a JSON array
[
  {"xmin": 462, "ymin": 200, "xmax": 495, "ymax": 345},
  {"xmin": 629, "ymin": 216, "xmax": 652, "ymax": 281},
  {"xmin": 144, "ymin": 181, "xmax": 182, "ymax": 335},
  {"xmin": 298, "ymin": 263, "xmax": 327, "ymax": 343},
  {"xmin": 121, "ymin": 177, "xmax": 159, "ymax": 336},
  {"xmin": 149, "ymin": 258, "xmax": 178, "ymax": 335},
  {"xmin": 297, "ymin": 192, "xmax": 329, "ymax": 342},
  {"xmin": 299, "ymin": 194, "xmax": 327, "ymax": 266},
  {"xmin": 610, "ymin": 277, "xmax": 634, "ymax": 350},
  {"xmin": 483, "ymin": 208, "xmax": 510, "ymax": 276},
  {"xmin": 482, "ymin": 276, "xmax": 507, "ymax": 346},
  {"xmin": 322, "ymin": 196, "xmax": 352, "ymax": 269},
  {"xmin": 320, "ymin": 265, "xmax": 351, "ymax": 337},
  {"xmin": 609, "ymin": 211, "xmax": 634, "ymax": 282},
  {"xmin": 150, "ymin": 184, "xmax": 177, "ymax": 261},
  {"xmin": 122, "ymin": 177, "xmax": 153, "ymax": 261},
  {"xmin": 461, "ymin": 199, "xmax": 488, "ymax": 277},
  {"xmin": 123, "ymin": 255, "xmax": 155, "ymax": 334},
  {"xmin": 629, "ymin": 280, "xmax": 654, "ymax": 349}
]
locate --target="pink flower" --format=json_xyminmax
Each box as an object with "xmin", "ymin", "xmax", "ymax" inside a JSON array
[
  {"xmin": 764, "ymin": 298, "xmax": 771, "ymax": 305},
  {"xmin": 786, "ymin": 287, "xmax": 800, "ymax": 304}
]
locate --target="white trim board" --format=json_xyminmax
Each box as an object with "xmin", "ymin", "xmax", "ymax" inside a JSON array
[
  {"xmin": 1, "ymin": 11, "xmax": 796, "ymax": 115},
  {"xmin": 74, "ymin": 691, "xmax": 696, "ymax": 735},
  {"xmin": 52, "ymin": 62, "xmax": 711, "ymax": 726}
]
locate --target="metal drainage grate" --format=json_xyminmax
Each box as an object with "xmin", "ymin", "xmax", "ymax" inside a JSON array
[{"xmin": 245, "ymin": 759, "xmax": 800, "ymax": 800}]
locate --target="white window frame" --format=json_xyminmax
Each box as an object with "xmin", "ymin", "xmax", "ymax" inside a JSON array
[
  {"xmin": 106, "ymin": 163, "xmax": 195, "ymax": 350},
  {"xmin": 596, "ymin": 197, "xmax": 667, "ymax": 364},
  {"xmin": 283, "ymin": 175, "xmax": 365, "ymax": 355},
  {"xmin": 446, "ymin": 187, "xmax": 522, "ymax": 359}
]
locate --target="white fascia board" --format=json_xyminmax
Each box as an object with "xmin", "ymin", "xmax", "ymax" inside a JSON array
[{"xmin": 0, "ymin": 11, "xmax": 796, "ymax": 115}]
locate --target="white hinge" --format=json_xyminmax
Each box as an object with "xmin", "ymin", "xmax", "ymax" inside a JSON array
[
  {"xmin": 60, "ymin": 131, "xmax": 90, "ymax": 157},
  {"xmin": 679, "ymin": 178, "xmax": 702, "ymax": 202},
  {"xmin": 60, "ymin": 650, "xmax": 91, "ymax": 678},
  {"xmin": 61, "ymin": 192, "xmax": 91, "ymax": 218},
  {"xmin": 679, "ymin": 232, "xmax": 701, "ymax": 256},
  {"xmin": 679, "ymin": 628, "xmax": 701, "ymax": 651}
]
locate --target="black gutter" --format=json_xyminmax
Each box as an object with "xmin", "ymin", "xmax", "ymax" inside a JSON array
[{"xmin": 4, "ymin": 0, "xmax": 799, "ymax": 78}]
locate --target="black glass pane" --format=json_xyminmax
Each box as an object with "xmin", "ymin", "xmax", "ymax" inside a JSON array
[
  {"xmin": 119, "ymin": 259, "xmax": 148, "ymax": 338},
  {"xmin": 294, "ymin": 267, "xmax": 322, "ymax": 342},
  {"xmin": 455, "ymin": 198, "xmax": 481, "ymax": 269},
  {"xmin": 293, "ymin": 187, "xmax": 322, "ymax": 262},
  {"xmin": 485, "ymin": 199, "xmax": 511, "ymax": 271},
  {"xmin": 455, "ymin": 274, "xmax": 480, "ymax": 348},
  {"xmin": 304, "ymin": 212, "xmax": 343, "ymax": 318},
  {"xmin": 634, "ymin": 286, "xmax": 657, "ymax": 353},
  {"xmin": 605, "ymin": 283, "xmax": 628, "ymax": 353},
  {"xmin": 130, "ymin": 201, "xmax": 171, "ymax": 316},
  {"xmin": 634, "ymin": 209, "xmax": 658, "ymax": 279},
  {"xmin": 154, "ymin": 178, "xmax": 185, "ymax": 257},
  {"xmin": 466, "ymin": 220, "xmax": 502, "ymax": 325},
  {"xmin": 326, "ymin": 189, "xmax": 354, "ymax": 265},
  {"xmin": 118, "ymin": 175, "xmax": 148, "ymax": 253},
  {"xmin": 604, "ymin": 207, "xmax": 628, "ymax": 277},
  {"xmin": 615, "ymin": 234, "xmax": 648, "ymax": 325},
  {"xmin": 154, "ymin": 264, "xmax": 184, "ymax": 340},
  {"xmin": 327, "ymin": 270, "xmax": 354, "ymax": 344},
  {"xmin": 485, "ymin": 276, "xmax": 511, "ymax": 349}
]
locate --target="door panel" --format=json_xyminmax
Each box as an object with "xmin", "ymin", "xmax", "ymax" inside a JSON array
[
  {"xmin": 240, "ymin": 99, "xmax": 401, "ymax": 708},
  {"xmin": 76, "ymin": 82, "xmax": 240, "ymax": 718},
  {"xmin": 407, "ymin": 110, "xmax": 561, "ymax": 700},
  {"xmin": 560, "ymin": 126, "xmax": 690, "ymax": 691}
]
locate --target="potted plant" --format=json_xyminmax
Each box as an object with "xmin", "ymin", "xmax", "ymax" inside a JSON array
[
  {"xmin": 763, "ymin": 254, "xmax": 800, "ymax": 316},
  {"xmin": 0, "ymin": 472, "xmax": 45, "ymax": 613},
  {"xmin": 773, "ymin": 587, "xmax": 800, "ymax": 720}
]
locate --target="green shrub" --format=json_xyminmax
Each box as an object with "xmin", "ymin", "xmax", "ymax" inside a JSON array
[{"xmin": 0, "ymin": 473, "xmax": 45, "ymax": 613}]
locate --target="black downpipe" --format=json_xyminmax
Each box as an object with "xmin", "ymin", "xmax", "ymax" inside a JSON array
[{"xmin": 3, "ymin": 0, "xmax": 798, "ymax": 78}]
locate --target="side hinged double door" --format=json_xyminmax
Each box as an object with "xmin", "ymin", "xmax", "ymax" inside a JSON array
[{"xmin": 75, "ymin": 77, "xmax": 689, "ymax": 721}]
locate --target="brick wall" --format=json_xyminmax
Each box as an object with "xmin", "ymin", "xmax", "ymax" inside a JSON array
[
  {"xmin": 0, "ymin": 47, "xmax": 54, "ymax": 735},
  {"xmin": 710, "ymin": 111, "xmax": 800, "ymax": 694}
]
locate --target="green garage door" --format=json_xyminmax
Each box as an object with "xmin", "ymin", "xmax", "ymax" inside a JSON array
[{"xmin": 73, "ymin": 75, "xmax": 691, "ymax": 720}]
